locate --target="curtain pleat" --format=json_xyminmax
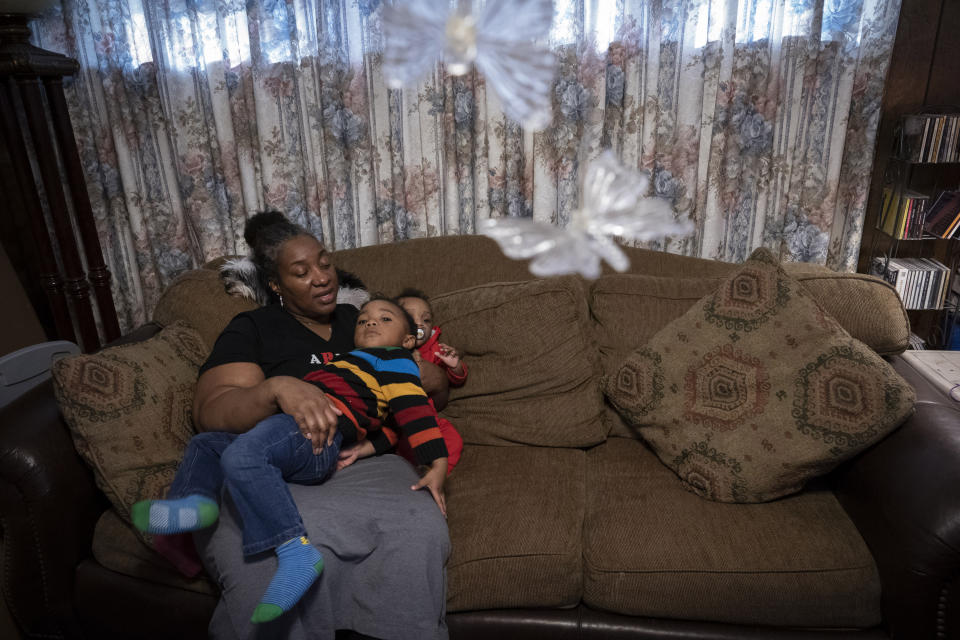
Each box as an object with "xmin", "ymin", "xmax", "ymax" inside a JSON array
[{"xmin": 31, "ymin": 0, "xmax": 901, "ymax": 331}]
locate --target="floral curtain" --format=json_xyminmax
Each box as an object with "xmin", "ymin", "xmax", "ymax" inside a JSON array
[{"xmin": 31, "ymin": 0, "xmax": 902, "ymax": 331}]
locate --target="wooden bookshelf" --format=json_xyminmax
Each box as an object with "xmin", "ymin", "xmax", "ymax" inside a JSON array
[{"xmin": 866, "ymin": 112, "xmax": 960, "ymax": 348}]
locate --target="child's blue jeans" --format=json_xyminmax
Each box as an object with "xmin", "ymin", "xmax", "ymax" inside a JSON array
[{"xmin": 167, "ymin": 413, "xmax": 343, "ymax": 556}]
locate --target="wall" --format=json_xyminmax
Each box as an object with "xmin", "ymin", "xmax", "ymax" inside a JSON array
[{"xmin": 0, "ymin": 240, "xmax": 46, "ymax": 355}]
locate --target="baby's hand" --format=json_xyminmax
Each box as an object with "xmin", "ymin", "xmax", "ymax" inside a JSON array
[
  {"xmin": 435, "ymin": 343, "xmax": 460, "ymax": 369},
  {"xmin": 411, "ymin": 349, "xmax": 423, "ymax": 365},
  {"xmin": 412, "ymin": 458, "xmax": 448, "ymax": 517},
  {"xmin": 336, "ymin": 440, "xmax": 374, "ymax": 470}
]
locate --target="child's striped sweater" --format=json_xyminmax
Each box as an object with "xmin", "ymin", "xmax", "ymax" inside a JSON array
[{"xmin": 302, "ymin": 346, "xmax": 448, "ymax": 465}]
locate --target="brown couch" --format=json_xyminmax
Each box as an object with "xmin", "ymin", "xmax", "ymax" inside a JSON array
[{"xmin": 3, "ymin": 235, "xmax": 960, "ymax": 639}]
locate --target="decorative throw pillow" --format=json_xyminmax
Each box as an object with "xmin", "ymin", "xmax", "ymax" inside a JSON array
[
  {"xmin": 602, "ymin": 248, "xmax": 915, "ymax": 503},
  {"xmin": 52, "ymin": 322, "xmax": 206, "ymax": 539}
]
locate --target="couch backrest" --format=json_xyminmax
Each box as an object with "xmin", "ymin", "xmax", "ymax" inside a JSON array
[
  {"xmin": 152, "ymin": 235, "xmax": 910, "ymax": 444},
  {"xmin": 154, "ymin": 234, "xmax": 909, "ymax": 358},
  {"xmin": 335, "ymin": 237, "xmax": 908, "ymax": 353},
  {"xmin": 332, "ymin": 235, "xmax": 554, "ymax": 296},
  {"xmin": 330, "ymin": 235, "xmax": 741, "ymax": 297},
  {"xmin": 153, "ymin": 268, "xmax": 259, "ymax": 351}
]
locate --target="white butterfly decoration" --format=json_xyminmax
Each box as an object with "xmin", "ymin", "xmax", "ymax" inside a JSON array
[
  {"xmin": 382, "ymin": 0, "xmax": 555, "ymax": 130},
  {"xmin": 480, "ymin": 151, "xmax": 694, "ymax": 279}
]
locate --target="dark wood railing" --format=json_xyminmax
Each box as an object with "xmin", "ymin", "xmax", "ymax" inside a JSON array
[{"xmin": 0, "ymin": 13, "xmax": 119, "ymax": 352}]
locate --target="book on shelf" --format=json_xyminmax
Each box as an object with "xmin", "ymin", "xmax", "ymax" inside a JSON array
[
  {"xmin": 908, "ymin": 332, "xmax": 927, "ymax": 350},
  {"xmin": 946, "ymin": 117, "xmax": 958, "ymax": 162},
  {"xmin": 899, "ymin": 113, "xmax": 960, "ymax": 163},
  {"xmin": 878, "ymin": 189, "xmax": 929, "ymax": 239},
  {"xmin": 878, "ymin": 186, "xmax": 896, "ymax": 235},
  {"xmin": 920, "ymin": 257, "xmax": 950, "ymax": 309},
  {"xmin": 900, "ymin": 350, "xmax": 960, "ymax": 401},
  {"xmin": 905, "ymin": 195, "xmax": 928, "ymax": 238},
  {"xmin": 924, "ymin": 191, "xmax": 960, "ymax": 238},
  {"xmin": 870, "ymin": 256, "xmax": 950, "ymax": 310}
]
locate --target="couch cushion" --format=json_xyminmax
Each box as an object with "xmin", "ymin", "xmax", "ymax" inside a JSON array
[
  {"xmin": 52, "ymin": 322, "xmax": 205, "ymax": 544},
  {"xmin": 152, "ymin": 268, "xmax": 258, "ymax": 351},
  {"xmin": 445, "ymin": 444, "xmax": 584, "ymax": 611},
  {"xmin": 431, "ymin": 276, "xmax": 606, "ymax": 447},
  {"xmin": 583, "ymin": 437, "xmax": 882, "ymax": 627},
  {"xmin": 602, "ymin": 248, "xmax": 915, "ymax": 502},
  {"xmin": 91, "ymin": 509, "xmax": 216, "ymax": 595}
]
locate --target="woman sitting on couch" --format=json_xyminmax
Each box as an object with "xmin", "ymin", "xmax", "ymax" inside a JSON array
[{"xmin": 190, "ymin": 211, "xmax": 451, "ymax": 639}]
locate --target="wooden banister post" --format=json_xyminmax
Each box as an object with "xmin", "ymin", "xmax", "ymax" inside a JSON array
[{"xmin": 0, "ymin": 12, "xmax": 121, "ymax": 351}]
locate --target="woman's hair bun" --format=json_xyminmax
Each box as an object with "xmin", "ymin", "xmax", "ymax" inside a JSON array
[{"xmin": 244, "ymin": 210, "xmax": 289, "ymax": 249}]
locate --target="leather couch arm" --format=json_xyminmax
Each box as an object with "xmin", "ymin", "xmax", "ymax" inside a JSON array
[
  {"xmin": 834, "ymin": 355, "xmax": 960, "ymax": 640},
  {"xmin": 0, "ymin": 379, "xmax": 107, "ymax": 638}
]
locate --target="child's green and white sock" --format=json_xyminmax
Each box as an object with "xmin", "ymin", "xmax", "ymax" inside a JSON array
[
  {"xmin": 130, "ymin": 494, "xmax": 219, "ymax": 535},
  {"xmin": 250, "ymin": 536, "xmax": 324, "ymax": 623}
]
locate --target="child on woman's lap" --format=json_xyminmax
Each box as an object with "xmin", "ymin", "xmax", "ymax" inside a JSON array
[{"xmin": 131, "ymin": 297, "xmax": 448, "ymax": 623}]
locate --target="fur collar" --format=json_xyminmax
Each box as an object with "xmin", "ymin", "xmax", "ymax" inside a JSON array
[{"xmin": 219, "ymin": 256, "xmax": 370, "ymax": 309}]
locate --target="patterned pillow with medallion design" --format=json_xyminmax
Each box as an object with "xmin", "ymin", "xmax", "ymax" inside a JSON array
[
  {"xmin": 602, "ymin": 247, "xmax": 915, "ymax": 503},
  {"xmin": 52, "ymin": 322, "xmax": 206, "ymax": 542}
]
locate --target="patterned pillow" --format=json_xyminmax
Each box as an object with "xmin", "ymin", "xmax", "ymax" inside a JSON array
[
  {"xmin": 52, "ymin": 322, "xmax": 206, "ymax": 538},
  {"xmin": 602, "ymin": 248, "xmax": 915, "ymax": 503}
]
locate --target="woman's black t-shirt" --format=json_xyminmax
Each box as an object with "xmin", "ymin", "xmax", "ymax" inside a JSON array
[{"xmin": 199, "ymin": 304, "xmax": 360, "ymax": 380}]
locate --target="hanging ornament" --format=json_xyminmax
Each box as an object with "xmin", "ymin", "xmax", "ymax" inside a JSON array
[
  {"xmin": 480, "ymin": 151, "xmax": 694, "ymax": 279},
  {"xmin": 382, "ymin": 0, "xmax": 555, "ymax": 130}
]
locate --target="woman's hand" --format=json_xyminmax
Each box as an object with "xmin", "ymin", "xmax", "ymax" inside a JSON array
[
  {"xmin": 412, "ymin": 457, "xmax": 448, "ymax": 517},
  {"xmin": 269, "ymin": 377, "xmax": 342, "ymax": 454}
]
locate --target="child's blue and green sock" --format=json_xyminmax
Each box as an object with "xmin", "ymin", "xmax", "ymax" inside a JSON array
[
  {"xmin": 250, "ymin": 536, "xmax": 324, "ymax": 623},
  {"xmin": 130, "ymin": 494, "xmax": 219, "ymax": 535}
]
